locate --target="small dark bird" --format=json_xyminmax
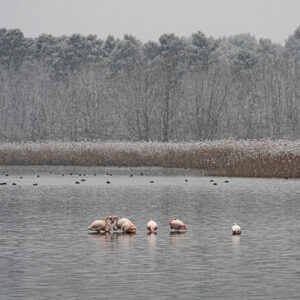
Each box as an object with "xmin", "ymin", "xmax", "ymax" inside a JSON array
[
  {"xmin": 12, "ymin": 183, "xmax": 16, "ymax": 186},
  {"xmin": 83, "ymin": 174, "xmax": 86, "ymax": 176},
  {"xmin": 130, "ymin": 174, "xmax": 133, "ymax": 177},
  {"xmin": 20, "ymin": 176, "xmax": 23, "ymax": 179},
  {"xmin": 185, "ymin": 179, "xmax": 188, "ymax": 182},
  {"xmin": 79, "ymin": 174, "xmax": 82, "ymax": 176},
  {"xmin": 5, "ymin": 174, "xmax": 9, "ymax": 176},
  {"xmin": 140, "ymin": 173, "xmax": 144, "ymax": 176},
  {"xmin": 210, "ymin": 179, "xmax": 214, "ymax": 182},
  {"xmin": 150, "ymin": 181, "xmax": 154, "ymax": 183},
  {"xmin": 213, "ymin": 183, "xmax": 217, "ymax": 185},
  {"xmin": 75, "ymin": 181, "xmax": 80, "ymax": 184},
  {"xmin": 33, "ymin": 183, "xmax": 38, "ymax": 186},
  {"xmin": 106, "ymin": 173, "xmax": 109, "ymax": 175},
  {"xmin": 106, "ymin": 180, "xmax": 111, "ymax": 184},
  {"xmin": 37, "ymin": 175, "xmax": 40, "ymax": 177},
  {"xmin": 224, "ymin": 180, "xmax": 229, "ymax": 183},
  {"xmin": 94, "ymin": 173, "xmax": 96, "ymax": 176},
  {"xmin": 62, "ymin": 174, "xmax": 64, "ymax": 176},
  {"xmin": 0, "ymin": 182, "xmax": 7, "ymax": 185},
  {"xmin": 69, "ymin": 173, "xmax": 73, "ymax": 175},
  {"xmin": 109, "ymin": 174, "xmax": 112, "ymax": 176},
  {"xmin": 81, "ymin": 179, "xmax": 86, "ymax": 182},
  {"xmin": 284, "ymin": 177, "xmax": 288, "ymax": 180}
]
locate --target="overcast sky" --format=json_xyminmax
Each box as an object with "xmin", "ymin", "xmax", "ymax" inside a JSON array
[{"xmin": 0, "ymin": 0, "xmax": 299, "ymax": 44}]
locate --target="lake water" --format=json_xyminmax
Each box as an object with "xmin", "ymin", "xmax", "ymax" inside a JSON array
[{"xmin": 0, "ymin": 166, "xmax": 299, "ymax": 299}]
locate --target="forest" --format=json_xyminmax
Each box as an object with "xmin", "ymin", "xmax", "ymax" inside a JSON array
[{"xmin": 0, "ymin": 26, "xmax": 300, "ymax": 142}]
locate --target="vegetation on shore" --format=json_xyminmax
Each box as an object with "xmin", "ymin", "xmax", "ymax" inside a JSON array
[{"xmin": 0, "ymin": 140, "xmax": 299, "ymax": 178}]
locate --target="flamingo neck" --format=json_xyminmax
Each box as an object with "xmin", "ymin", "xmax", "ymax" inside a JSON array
[
  {"xmin": 105, "ymin": 216, "xmax": 111, "ymax": 232},
  {"xmin": 113, "ymin": 216, "xmax": 119, "ymax": 230}
]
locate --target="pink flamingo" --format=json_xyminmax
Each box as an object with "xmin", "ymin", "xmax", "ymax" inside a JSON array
[
  {"xmin": 121, "ymin": 220, "xmax": 136, "ymax": 233},
  {"xmin": 147, "ymin": 219, "xmax": 158, "ymax": 232},
  {"xmin": 88, "ymin": 216, "xmax": 113, "ymax": 232},
  {"xmin": 169, "ymin": 217, "xmax": 187, "ymax": 231},
  {"xmin": 232, "ymin": 223, "xmax": 241, "ymax": 235},
  {"xmin": 112, "ymin": 216, "xmax": 130, "ymax": 231}
]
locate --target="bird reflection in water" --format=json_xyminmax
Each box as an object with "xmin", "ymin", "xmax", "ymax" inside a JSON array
[
  {"xmin": 87, "ymin": 231, "xmax": 113, "ymax": 251},
  {"xmin": 111, "ymin": 231, "xmax": 136, "ymax": 249},
  {"xmin": 232, "ymin": 235, "xmax": 241, "ymax": 256},
  {"xmin": 169, "ymin": 231, "xmax": 186, "ymax": 246},
  {"xmin": 147, "ymin": 232, "xmax": 157, "ymax": 255},
  {"xmin": 169, "ymin": 231, "xmax": 187, "ymax": 237},
  {"xmin": 88, "ymin": 231, "xmax": 136, "ymax": 249}
]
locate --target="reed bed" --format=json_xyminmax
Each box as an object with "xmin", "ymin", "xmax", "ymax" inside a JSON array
[{"xmin": 0, "ymin": 140, "xmax": 299, "ymax": 177}]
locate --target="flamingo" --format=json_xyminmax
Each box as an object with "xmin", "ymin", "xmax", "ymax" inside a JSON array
[
  {"xmin": 121, "ymin": 220, "xmax": 136, "ymax": 233},
  {"xmin": 169, "ymin": 217, "xmax": 187, "ymax": 231},
  {"xmin": 232, "ymin": 223, "xmax": 241, "ymax": 235},
  {"xmin": 88, "ymin": 216, "xmax": 113, "ymax": 232},
  {"xmin": 112, "ymin": 216, "xmax": 130, "ymax": 231},
  {"xmin": 147, "ymin": 219, "xmax": 158, "ymax": 232}
]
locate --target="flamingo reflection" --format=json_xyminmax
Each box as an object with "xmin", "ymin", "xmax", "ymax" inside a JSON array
[{"xmin": 147, "ymin": 232, "xmax": 157, "ymax": 255}]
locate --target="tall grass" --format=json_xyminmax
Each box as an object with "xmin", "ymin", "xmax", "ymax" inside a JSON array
[{"xmin": 0, "ymin": 140, "xmax": 299, "ymax": 177}]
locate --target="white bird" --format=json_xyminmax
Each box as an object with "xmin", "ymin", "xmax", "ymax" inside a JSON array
[
  {"xmin": 121, "ymin": 220, "xmax": 136, "ymax": 233},
  {"xmin": 88, "ymin": 216, "xmax": 113, "ymax": 232},
  {"xmin": 112, "ymin": 216, "xmax": 130, "ymax": 231},
  {"xmin": 232, "ymin": 223, "xmax": 241, "ymax": 235},
  {"xmin": 147, "ymin": 219, "xmax": 158, "ymax": 232},
  {"xmin": 169, "ymin": 218, "xmax": 187, "ymax": 231}
]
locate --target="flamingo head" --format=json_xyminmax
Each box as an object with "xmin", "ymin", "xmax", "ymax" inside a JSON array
[{"xmin": 169, "ymin": 217, "xmax": 176, "ymax": 225}]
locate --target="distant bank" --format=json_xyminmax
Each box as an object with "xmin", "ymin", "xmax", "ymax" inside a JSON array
[{"xmin": 0, "ymin": 140, "xmax": 299, "ymax": 178}]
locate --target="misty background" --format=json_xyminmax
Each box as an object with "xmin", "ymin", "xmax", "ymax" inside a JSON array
[{"xmin": 0, "ymin": 0, "xmax": 300, "ymax": 142}]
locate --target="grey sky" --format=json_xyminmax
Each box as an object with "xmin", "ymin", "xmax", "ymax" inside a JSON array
[{"xmin": 0, "ymin": 0, "xmax": 299, "ymax": 44}]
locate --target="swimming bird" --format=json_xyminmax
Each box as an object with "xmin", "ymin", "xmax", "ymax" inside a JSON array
[
  {"xmin": 121, "ymin": 220, "xmax": 136, "ymax": 233},
  {"xmin": 169, "ymin": 218, "xmax": 187, "ymax": 231},
  {"xmin": 232, "ymin": 223, "xmax": 241, "ymax": 235},
  {"xmin": 147, "ymin": 219, "xmax": 158, "ymax": 232},
  {"xmin": 112, "ymin": 216, "xmax": 130, "ymax": 231},
  {"xmin": 88, "ymin": 216, "xmax": 113, "ymax": 232}
]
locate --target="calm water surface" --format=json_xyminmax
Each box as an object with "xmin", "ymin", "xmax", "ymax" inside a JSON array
[{"xmin": 0, "ymin": 166, "xmax": 299, "ymax": 299}]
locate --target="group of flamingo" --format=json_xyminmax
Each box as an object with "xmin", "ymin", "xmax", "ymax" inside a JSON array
[{"xmin": 88, "ymin": 217, "xmax": 242, "ymax": 235}]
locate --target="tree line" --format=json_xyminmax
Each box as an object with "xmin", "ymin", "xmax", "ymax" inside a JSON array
[{"xmin": 0, "ymin": 27, "xmax": 300, "ymax": 142}]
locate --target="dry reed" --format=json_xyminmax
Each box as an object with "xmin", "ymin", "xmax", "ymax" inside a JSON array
[{"xmin": 0, "ymin": 140, "xmax": 299, "ymax": 178}]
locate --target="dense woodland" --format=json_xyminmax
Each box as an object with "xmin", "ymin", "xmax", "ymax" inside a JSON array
[{"xmin": 0, "ymin": 27, "xmax": 300, "ymax": 142}]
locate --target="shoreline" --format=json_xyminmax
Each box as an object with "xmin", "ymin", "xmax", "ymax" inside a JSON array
[{"xmin": 0, "ymin": 140, "xmax": 299, "ymax": 178}]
